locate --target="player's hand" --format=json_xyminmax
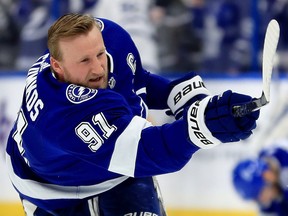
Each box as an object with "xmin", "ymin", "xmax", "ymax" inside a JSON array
[
  {"xmin": 205, "ymin": 90, "xmax": 259, "ymax": 143},
  {"xmin": 167, "ymin": 73, "xmax": 210, "ymax": 119},
  {"xmin": 185, "ymin": 90, "xmax": 259, "ymax": 149}
]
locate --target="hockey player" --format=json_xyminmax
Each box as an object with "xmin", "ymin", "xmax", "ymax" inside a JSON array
[
  {"xmin": 6, "ymin": 13, "xmax": 259, "ymax": 216},
  {"xmin": 233, "ymin": 140, "xmax": 288, "ymax": 216}
]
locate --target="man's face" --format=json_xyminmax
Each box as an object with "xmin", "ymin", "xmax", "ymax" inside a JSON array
[
  {"xmin": 257, "ymin": 169, "xmax": 279, "ymax": 206},
  {"xmin": 51, "ymin": 25, "xmax": 108, "ymax": 89}
]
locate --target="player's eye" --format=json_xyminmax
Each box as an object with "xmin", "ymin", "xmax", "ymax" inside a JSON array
[
  {"xmin": 97, "ymin": 52, "xmax": 105, "ymax": 58},
  {"xmin": 81, "ymin": 58, "xmax": 89, "ymax": 63}
]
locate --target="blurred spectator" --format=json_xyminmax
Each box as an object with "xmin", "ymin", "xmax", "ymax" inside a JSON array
[
  {"xmin": 258, "ymin": 0, "xmax": 288, "ymax": 73},
  {"xmin": 216, "ymin": 0, "xmax": 241, "ymax": 72},
  {"xmin": 0, "ymin": 0, "xmax": 20, "ymax": 70},
  {"xmin": 87, "ymin": 0, "xmax": 160, "ymax": 73},
  {"xmin": 152, "ymin": 0, "xmax": 253, "ymax": 74},
  {"xmin": 152, "ymin": 0, "xmax": 204, "ymax": 73},
  {"xmin": 202, "ymin": 0, "xmax": 253, "ymax": 74},
  {"xmin": 14, "ymin": 0, "xmax": 52, "ymax": 70}
]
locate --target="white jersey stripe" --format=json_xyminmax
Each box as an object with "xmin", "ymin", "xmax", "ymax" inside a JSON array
[
  {"xmin": 108, "ymin": 116, "xmax": 152, "ymax": 176},
  {"xmin": 135, "ymin": 87, "xmax": 146, "ymax": 95},
  {"xmin": 88, "ymin": 197, "xmax": 100, "ymax": 216},
  {"xmin": 6, "ymin": 154, "xmax": 128, "ymax": 200},
  {"xmin": 22, "ymin": 199, "xmax": 38, "ymax": 216}
]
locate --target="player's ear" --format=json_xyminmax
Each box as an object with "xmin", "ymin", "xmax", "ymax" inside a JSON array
[{"xmin": 50, "ymin": 57, "xmax": 62, "ymax": 74}]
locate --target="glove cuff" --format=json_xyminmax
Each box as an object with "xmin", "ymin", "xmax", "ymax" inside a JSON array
[
  {"xmin": 187, "ymin": 96, "xmax": 221, "ymax": 149},
  {"xmin": 167, "ymin": 75, "xmax": 210, "ymax": 115}
]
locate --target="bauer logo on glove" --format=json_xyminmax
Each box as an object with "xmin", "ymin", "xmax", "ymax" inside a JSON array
[
  {"xmin": 167, "ymin": 74, "xmax": 210, "ymax": 119},
  {"xmin": 173, "ymin": 79, "xmax": 206, "ymax": 106}
]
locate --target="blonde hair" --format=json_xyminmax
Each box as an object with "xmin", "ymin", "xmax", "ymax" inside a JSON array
[{"xmin": 48, "ymin": 13, "xmax": 100, "ymax": 60}]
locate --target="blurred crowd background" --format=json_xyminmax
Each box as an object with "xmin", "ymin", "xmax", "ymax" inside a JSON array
[{"xmin": 1, "ymin": 0, "xmax": 288, "ymax": 75}]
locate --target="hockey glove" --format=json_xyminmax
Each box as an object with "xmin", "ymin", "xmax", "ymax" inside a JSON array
[
  {"xmin": 167, "ymin": 73, "xmax": 210, "ymax": 119},
  {"xmin": 205, "ymin": 90, "xmax": 259, "ymax": 142},
  {"xmin": 186, "ymin": 90, "xmax": 259, "ymax": 149}
]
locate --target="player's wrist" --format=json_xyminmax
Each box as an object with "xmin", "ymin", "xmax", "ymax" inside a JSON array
[
  {"xmin": 167, "ymin": 75, "xmax": 210, "ymax": 119},
  {"xmin": 185, "ymin": 96, "xmax": 221, "ymax": 149}
]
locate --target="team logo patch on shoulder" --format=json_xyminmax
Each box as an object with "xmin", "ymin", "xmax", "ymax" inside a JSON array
[{"xmin": 66, "ymin": 84, "xmax": 97, "ymax": 104}]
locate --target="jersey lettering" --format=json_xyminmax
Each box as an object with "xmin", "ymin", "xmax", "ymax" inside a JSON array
[
  {"xmin": 12, "ymin": 109, "xmax": 30, "ymax": 165},
  {"xmin": 127, "ymin": 53, "xmax": 136, "ymax": 74},
  {"xmin": 25, "ymin": 54, "xmax": 48, "ymax": 121},
  {"xmin": 75, "ymin": 112, "xmax": 117, "ymax": 152}
]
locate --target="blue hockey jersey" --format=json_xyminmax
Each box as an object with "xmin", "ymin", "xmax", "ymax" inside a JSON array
[{"xmin": 6, "ymin": 18, "xmax": 199, "ymax": 210}]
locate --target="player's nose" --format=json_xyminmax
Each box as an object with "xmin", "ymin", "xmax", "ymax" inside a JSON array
[{"xmin": 91, "ymin": 57, "xmax": 105, "ymax": 74}]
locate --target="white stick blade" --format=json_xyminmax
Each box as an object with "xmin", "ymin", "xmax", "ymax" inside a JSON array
[{"xmin": 262, "ymin": 19, "xmax": 280, "ymax": 102}]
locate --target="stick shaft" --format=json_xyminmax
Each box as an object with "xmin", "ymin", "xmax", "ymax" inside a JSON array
[
  {"xmin": 232, "ymin": 92, "xmax": 267, "ymax": 117},
  {"xmin": 232, "ymin": 19, "xmax": 280, "ymax": 117}
]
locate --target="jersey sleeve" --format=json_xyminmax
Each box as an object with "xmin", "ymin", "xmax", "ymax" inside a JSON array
[{"xmin": 134, "ymin": 69, "xmax": 171, "ymax": 110}]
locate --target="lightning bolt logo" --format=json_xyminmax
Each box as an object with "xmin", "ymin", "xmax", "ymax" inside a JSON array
[{"xmin": 66, "ymin": 84, "xmax": 98, "ymax": 104}]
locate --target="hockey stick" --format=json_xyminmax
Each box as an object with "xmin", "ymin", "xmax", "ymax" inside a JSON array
[{"xmin": 232, "ymin": 19, "xmax": 280, "ymax": 117}]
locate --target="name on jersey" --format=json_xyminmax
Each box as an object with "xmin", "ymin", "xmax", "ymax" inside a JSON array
[{"xmin": 25, "ymin": 53, "xmax": 49, "ymax": 121}]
